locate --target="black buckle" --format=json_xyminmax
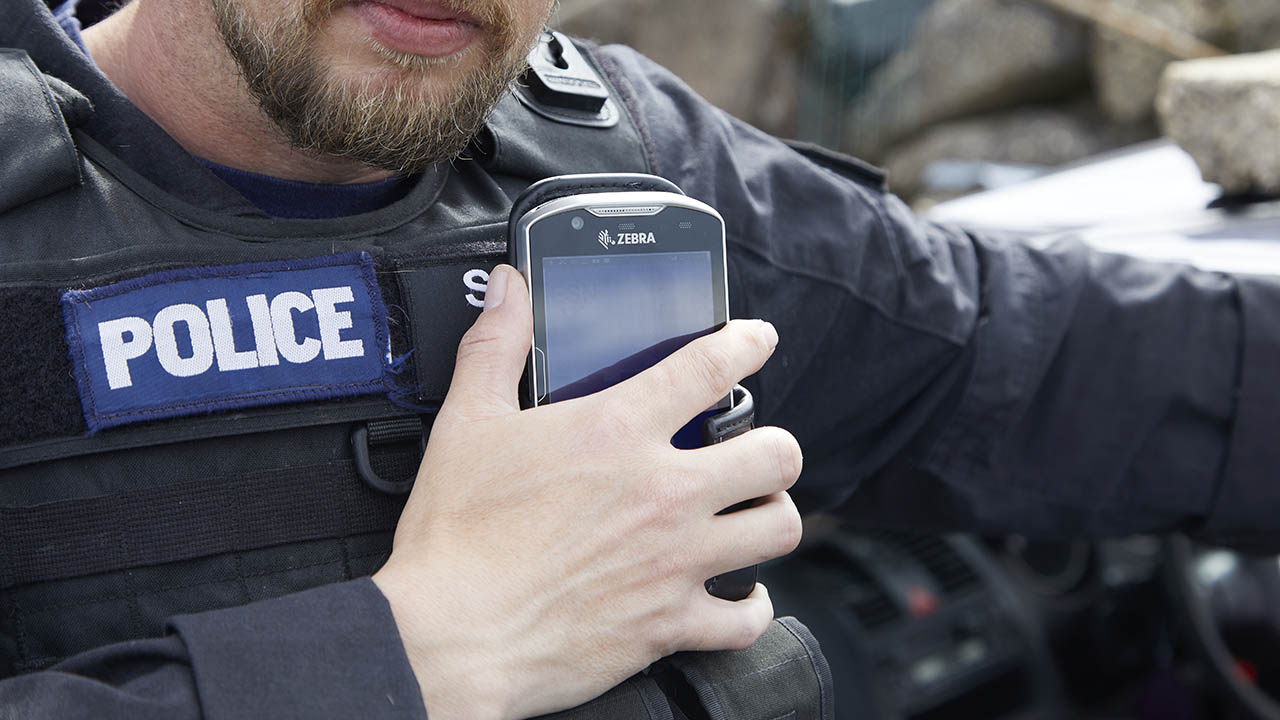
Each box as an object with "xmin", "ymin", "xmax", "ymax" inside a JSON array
[{"xmin": 351, "ymin": 417, "xmax": 427, "ymax": 495}]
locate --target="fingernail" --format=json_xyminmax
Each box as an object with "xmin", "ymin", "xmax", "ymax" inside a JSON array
[
  {"xmin": 762, "ymin": 321, "xmax": 778, "ymax": 350},
  {"xmin": 484, "ymin": 266, "xmax": 509, "ymax": 312}
]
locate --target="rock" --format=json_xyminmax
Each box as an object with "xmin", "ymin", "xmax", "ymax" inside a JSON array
[
  {"xmin": 553, "ymin": 0, "xmax": 801, "ymax": 136},
  {"xmin": 844, "ymin": 0, "xmax": 1090, "ymax": 159},
  {"xmin": 1220, "ymin": 0, "xmax": 1280, "ymax": 52},
  {"xmin": 1090, "ymin": 0, "xmax": 1225, "ymax": 125},
  {"xmin": 883, "ymin": 104, "xmax": 1152, "ymax": 199},
  {"xmin": 1157, "ymin": 50, "xmax": 1280, "ymax": 194}
]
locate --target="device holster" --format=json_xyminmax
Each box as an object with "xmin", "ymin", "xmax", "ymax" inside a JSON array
[{"xmin": 538, "ymin": 616, "xmax": 834, "ymax": 720}]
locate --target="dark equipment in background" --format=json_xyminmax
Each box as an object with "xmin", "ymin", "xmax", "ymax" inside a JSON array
[{"xmin": 789, "ymin": 0, "xmax": 934, "ymax": 150}]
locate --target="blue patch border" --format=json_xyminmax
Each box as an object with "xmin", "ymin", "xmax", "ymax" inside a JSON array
[{"xmin": 62, "ymin": 252, "xmax": 391, "ymax": 433}]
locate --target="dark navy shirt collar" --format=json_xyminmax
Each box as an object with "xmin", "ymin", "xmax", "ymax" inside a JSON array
[
  {"xmin": 52, "ymin": 0, "xmax": 91, "ymax": 67},
  {"xmin": 195, "ymin": 160, "xmax": 414, "ymax": 220}
]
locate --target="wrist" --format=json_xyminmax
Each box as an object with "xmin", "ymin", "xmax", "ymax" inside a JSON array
[{"xmin": 372, "ymin": 565, "xmax": 515, "ymax": 720}]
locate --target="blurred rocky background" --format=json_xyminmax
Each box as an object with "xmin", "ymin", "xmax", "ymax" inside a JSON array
[{"xmin": 553, "ymin": 0, "xmax": 1280, "ymax": 208}]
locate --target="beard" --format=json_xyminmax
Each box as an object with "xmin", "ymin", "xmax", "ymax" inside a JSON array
[{"xmin": 211, "ymin": 0, "xmax": 541, "ymax": 173}]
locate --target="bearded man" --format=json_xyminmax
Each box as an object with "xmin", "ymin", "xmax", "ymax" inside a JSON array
[{"xmin": 2, "ymin": 0, "xmax": 1279, "ymax": 718}]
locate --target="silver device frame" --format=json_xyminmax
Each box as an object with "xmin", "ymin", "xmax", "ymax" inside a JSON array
[{"xmin": 513, "ymin": 191, "xmax": 731, "ymax": 408}]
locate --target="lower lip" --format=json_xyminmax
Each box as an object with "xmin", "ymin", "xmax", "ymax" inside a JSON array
[{"xmin": 353, "ymin": 2, "xmax": 481, "ymax": 58}]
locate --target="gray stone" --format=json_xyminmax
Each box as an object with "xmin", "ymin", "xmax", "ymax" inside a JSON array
[
  {"xmin": 1089, "ymin": 0, "xmax": 1280, "ymax": 123},
  {"xmin": 1157, "ymin": 50, "xmax": 1280, "ymax": 194},
  {"xmin": 844, "ymin": 0, "xmax": 1090, "ymax": 159},
  {"xmin": 1089, "ymin": 0, "xmax": 1219, "ymax": 124},
  {"xmin": 1090, "ymin": 0, "xmax": 1239, "ymax": 122},
  {"xmin": 1221, "ymin": 0, "xmax": 1280, "ymax": 52}
]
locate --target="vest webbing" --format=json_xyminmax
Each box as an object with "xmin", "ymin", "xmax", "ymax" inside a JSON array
[{"xmin": 0, "ymin": 452, "xmax": 415, "ymax": 591}]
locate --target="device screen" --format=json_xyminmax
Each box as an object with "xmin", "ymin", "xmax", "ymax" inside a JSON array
[{"xmin": 542, "ymin": 250, "xmax": 714, "ymax": 402}]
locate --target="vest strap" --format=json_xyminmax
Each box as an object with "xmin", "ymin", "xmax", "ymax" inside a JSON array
[
  {"xmin": 0, "ymin": 456, "xmax": 410, "ymax": 590},
  {"xmin": 0, "ymin": 49, "xmax": 84, "ymax": 213}
]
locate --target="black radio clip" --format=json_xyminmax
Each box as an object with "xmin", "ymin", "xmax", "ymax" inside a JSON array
[{"xmin": 516, "ymin": 31, "xmax": 620, "ymax": 128}]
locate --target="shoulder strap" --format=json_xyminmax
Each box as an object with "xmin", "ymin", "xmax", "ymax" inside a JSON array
[{"xmin": 0, "ymin": 49, "xmax": 89, "ymax": 213}]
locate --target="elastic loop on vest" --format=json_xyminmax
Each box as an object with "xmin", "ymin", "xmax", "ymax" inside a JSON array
[{"xmin": 351, "ymin": 418, "xmax": 426, "ymax": 495}]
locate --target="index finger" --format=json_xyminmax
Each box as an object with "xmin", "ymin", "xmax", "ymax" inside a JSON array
[{"xmin": 610, "ymin": 320, "xmax": 778, "ymax": 436}]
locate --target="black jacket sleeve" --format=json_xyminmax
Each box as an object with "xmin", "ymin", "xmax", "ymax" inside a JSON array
[
  {"xmin": 591, "ymin": 44, "xmax": 1280, "ymax": 551},
  {"xmin": 0, "ymin": 579, "xmax": 427, "ymax": 719}
]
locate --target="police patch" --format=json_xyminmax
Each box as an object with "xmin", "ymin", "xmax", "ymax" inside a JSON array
[{"xmin": 62, "ymin": 252, "xmax": 391, "ymax": 433}]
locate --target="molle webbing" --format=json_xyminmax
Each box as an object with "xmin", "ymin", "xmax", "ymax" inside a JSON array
[{"xmin": 0, "ymin": 457, "xmax": 409, "ymax": 591}]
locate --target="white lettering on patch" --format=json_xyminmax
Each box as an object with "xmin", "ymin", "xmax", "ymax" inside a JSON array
[
  {"xmin": 96, "ymin": 286, "xmax": 366, "ymax": 389},
  {"xmin": 463, "ymin": 268, "xmax": 489, "ymax": 309},
  {"xmin": 313, "ymin": 286, "xmax": 364, "ymax": 360},
  {"xmin": 153, "ymin": 303, "xmax": 215, "ymax": 379},
  {"xmin": 207, "ymin": 297, "xmax": 259, "ymax": 372},
  {"xmin": 270, "ymin": 291, "xmax": 322, "ymax": 365},
  {"xmin": 99, "ymin": 317, "xmax": 153, "ymax": 390},
  {"xmin": 245, "ymin": 293, "xmax": 280, "ymax": 367}
]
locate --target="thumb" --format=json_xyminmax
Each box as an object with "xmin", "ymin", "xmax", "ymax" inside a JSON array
[{"xmin": 443, "ymin": 265, "xmax": 532, "ymax": 416}]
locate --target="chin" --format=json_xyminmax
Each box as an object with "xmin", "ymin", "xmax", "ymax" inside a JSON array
[{"xmin": 321, "ymin": 22, "xmax": 492, "ymax": 92}]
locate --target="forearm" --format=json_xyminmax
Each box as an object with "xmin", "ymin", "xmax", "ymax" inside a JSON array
[
  {"xmin": 0, "ymin": 579, "xmax": 427, "ymax": 720},
  {"xmin": 836, "ymin": 223, "xmax": 1256, "ymax": 544}
]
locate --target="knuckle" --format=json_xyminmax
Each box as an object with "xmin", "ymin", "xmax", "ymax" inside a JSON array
[
  {"xmin": 684, "ymin": 342, "xmax": 737, "ymax": 396},
  {"xmin": 454, "ymin": 323, "xmax": 501, "ymax": 362},
  {"xmin": 645, "ymin": 472, "xmax": 695, "ymax": 524},
  {"xmin": 775, "ymin": 495, "xmax": 803, "ymax": 555},
  {"xmin": 760, "ymin": 427, "xmax": 803, "ymax": 486},
  {"xmin": 728, "ymin": 616, "xmax": 764, "ymax": 651},
  {"xmin": 741, "ymin": 320, "xmax": 775, "ymax": 359}
]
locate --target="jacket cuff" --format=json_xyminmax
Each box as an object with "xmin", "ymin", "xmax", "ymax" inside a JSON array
[
  {"xmin": 1204, "ymin": 276, "xmax": 1280, "ymax": 549},
  {"xmin": 168, "ymin": 578, "xmax": 427, "ymax": 720}
]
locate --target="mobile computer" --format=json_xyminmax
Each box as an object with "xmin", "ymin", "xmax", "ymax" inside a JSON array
[{"xmin": 510, "ymin": 174, "xmax": 757, "ymax": 601}]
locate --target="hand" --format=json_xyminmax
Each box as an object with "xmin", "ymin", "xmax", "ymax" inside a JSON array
[{"xmin": 372, "ymin": 265, "xmax": 803, "ymax": 720}]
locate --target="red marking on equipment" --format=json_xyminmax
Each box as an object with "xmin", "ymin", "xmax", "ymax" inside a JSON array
[
  {"xmin": 907, "ymin": 586, "xmax": 939, "ymax": 618},
  {"xmin": 1235, "ymin": 659, "xmax": 1259, "ymax": 684}
]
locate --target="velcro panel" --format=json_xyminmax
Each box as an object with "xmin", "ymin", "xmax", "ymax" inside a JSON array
[{"xmin": 0, "ymin": 287, "xmax": 85, "ymax": 445}]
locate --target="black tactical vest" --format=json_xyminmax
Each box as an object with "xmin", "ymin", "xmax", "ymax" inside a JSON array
[{"xmin": 0, "ymin": 37, "xmax": 832, "ymax": 720}]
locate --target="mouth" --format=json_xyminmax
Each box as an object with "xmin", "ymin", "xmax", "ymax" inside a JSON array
[{"xmin": 351, "ymin": 0, "xmax": 485, "ymax": 59}]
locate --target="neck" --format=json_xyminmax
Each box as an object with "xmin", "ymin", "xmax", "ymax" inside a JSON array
[{"xmin": 83, "ymin": 2, "xmax": 393, "ymax": 185}]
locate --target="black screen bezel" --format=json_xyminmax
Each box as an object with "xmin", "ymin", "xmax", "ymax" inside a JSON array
[{"xmin": 524, "ymin": 203, "xmax": 728, "ymax": 405}]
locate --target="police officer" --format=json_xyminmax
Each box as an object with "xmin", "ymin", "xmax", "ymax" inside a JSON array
[{"xmin": 1, "ymin": 0, "xmax": 1278, "ymax": 718}]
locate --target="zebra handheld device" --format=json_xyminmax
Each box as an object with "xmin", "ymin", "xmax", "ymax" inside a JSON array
[{"xmin": 509, "ymin": 174, "xmax": 759, "ymax": 602}]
